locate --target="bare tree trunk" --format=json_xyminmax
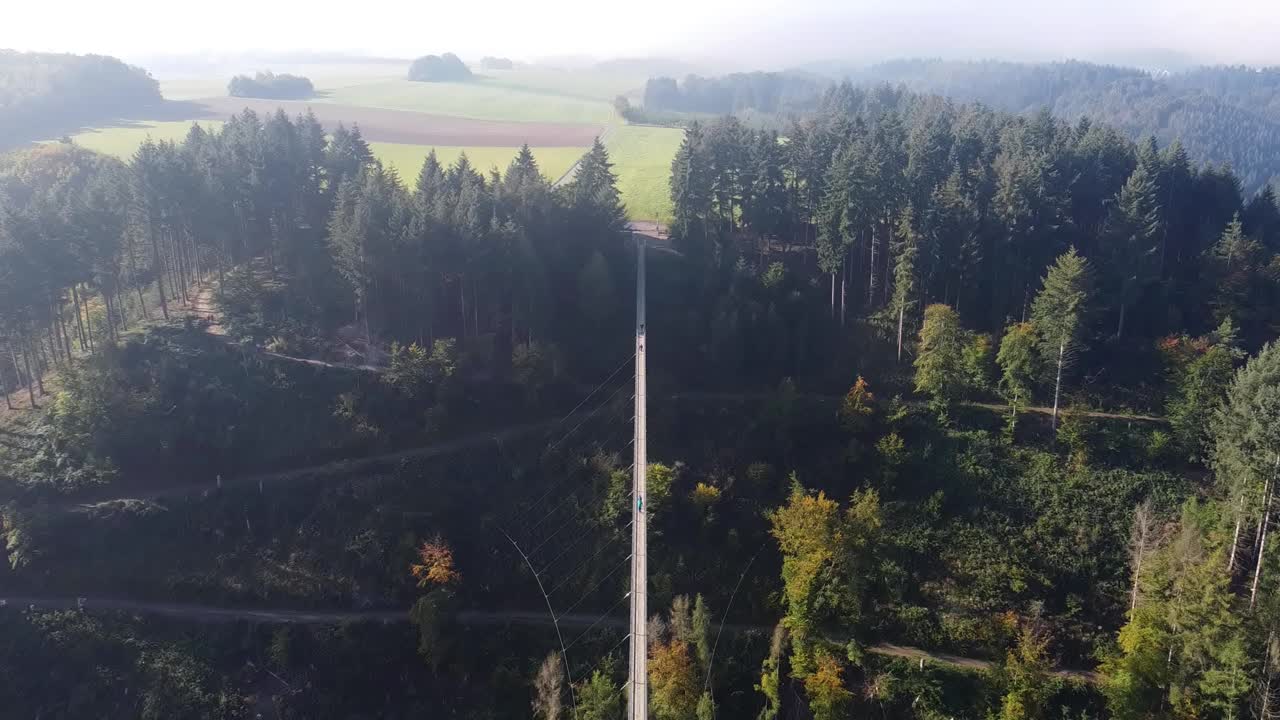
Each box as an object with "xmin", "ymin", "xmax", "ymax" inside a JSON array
[
  {"xmin": 20, "ymin": 338, "xmax": 37, "ymax": 408},
  {"xmin": 116, "ymin": 284, "xmax": 129, "ymax": 331},
  {"xmin": 7, "ymin": 341, "xmax": 22, "ymax": 409},
  {"xmin": 1051, "ymin": 341, "xmax": 1065, "ymax": 433},
  {"xmin": 46, "ymin": 311, "xmax": 60, "ymax": 367},
  {"xmin": 83, "ymin": 289, "xmax": 95, "ymax": 354},
  {"xmin": 1229, "ymin": 494, "xmax": 1246, "ymax": 576},
  {"xmin": 829, "ymin": 273, "xmax": 835, "ymax": 319},
  {"xmin": 1253, "ymin": 465, "xmax": 1277, "ymax": 609},
  {"xmin": 1259, "ymin": 475, "xmax": 1275, "ymax": 556},
  {"xmin": 2, "ymin": 354, "xmax": 12, "ymax": 410},
  {"xmin": 867, "ymin": 227, "xmax": 877, "ymax": 307},
  {"xmin": 151, "ymin": 226, "xmax": 169, "ymax": 320},
  {"xmin": 71, "ymin": 285, "xmax": 88, "ymax": 351},
  {"xmin": 1263, "ymin": 634, "xmax": 1275, "ymax": 720},
  {"xmin": 57, "ymin": 299, "xmax": 72, "ymax": 361},
  {"xmin": 839, "ymin": 257, "xmax": 847, "ymax": 328},
  {"xmin": 896, "ymin": 305, "xmax": 905, "ymax": 363},
  {"xmin": 882, "ymin": 219, "xmax": 892, "ymax": 306}
]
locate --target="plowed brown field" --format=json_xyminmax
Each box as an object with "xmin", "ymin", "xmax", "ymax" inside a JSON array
[{"xmin": 196, "ymin": 96, "xmax": 604, "ymax": 147}]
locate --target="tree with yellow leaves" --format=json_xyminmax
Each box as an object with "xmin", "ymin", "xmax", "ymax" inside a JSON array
[
  {"xmin": 768, "ymin": 476, "xmax": 881, "ymax": 677},
  {"xmin": 410, "ymin": 536, "xmax": 460, "ymax": 588},
  {"xmin": 650, "ymin": 638, "xmax": 699, "ymax": 720},
  {"xmin": 839, "ymin": 375, "xmax": 875, "ymax": 433},
  {"xmin": 804, "ymin": 648, "xmax": 852, "ymax": 720}
]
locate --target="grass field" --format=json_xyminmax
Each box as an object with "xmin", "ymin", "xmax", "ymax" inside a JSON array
[
  {"xmin": 319, "ymin": 80, "xmax": 616, "ymax": 125},
  {"xmin": 158, "ymin": 62, "xmax": 407, "ymax": 100},
  {"xmin": 61, "ymin": 119, "xmax": 677, "ymax": 221},
  {"xmin": 368, "ymin": 142, "xmax": 586, "ymax": 183},
  {"xmin": 66, "ymin": 120, "xmax": 226, "ymax": 156},
  {"xmin": 480, "ymin": 67, "xmax": 650, "ymax": 102},
  {"xmin": 604, "ymin": 125, "xmax": 684, "ymax": 222}
]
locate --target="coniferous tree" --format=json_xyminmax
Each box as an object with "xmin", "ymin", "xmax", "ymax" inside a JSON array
[
  {"xmin": 1212, "ymin": 341, "xmax": 1280, "ymax": 603},
  {"xmin": 1104, "ymin": 162, "xmax": 1162, "ymax": 338},
  {"xmin": 890, "ymin": 205, "xmax": 920, "ymax": 362},
  {"xmin": 1029, "ymin": 247, "xmax": 1092, "ymax": 431}
]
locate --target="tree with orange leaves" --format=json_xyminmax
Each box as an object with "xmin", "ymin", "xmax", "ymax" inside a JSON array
[
  {"xmin": 411, "ymin": 536, "xmax": 460, "ymax": 588},
  {"xmin": 804, "ymin": 649, "xmax": 852, "ymax": 720}
]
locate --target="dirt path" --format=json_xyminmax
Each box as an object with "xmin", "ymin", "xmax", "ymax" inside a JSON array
[
  {"xmin": 965, "ymin": 402, "xmax": 1165, "ymax": 423},
  {"xmin": 0, "ymin": 594, "xmax": 1099, "ymax": 681},
  {"xmin": 669, "ymin": 391, "xmax": 1166, "ymax": 424},
  {"xmin": 59, "ymin": 416, "xmax": 564, "ymax": 510},
  {"xmin": 191, "ymin": 280, "xmax": 384, "ymax": 373},
  {"xmin": 191, "ymin": 284, "xmax": 224, "ymax": 335}
]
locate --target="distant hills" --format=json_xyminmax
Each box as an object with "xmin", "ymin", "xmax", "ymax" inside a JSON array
[
  {"xmin": 0, "ymin": 49, "xmax": 161, "ymax": 144},
  {"xmin": 643, "ymin": 58, "xmax": 1280, "ymax": 193}
]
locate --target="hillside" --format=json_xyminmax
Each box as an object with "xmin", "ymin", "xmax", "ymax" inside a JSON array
[
  {"xmin": 0, "ymin": 49, "xmax": 160, "ymax": 144},
  {"xmin": 645, "ymin": 59, "xmax": 1280, "ymax": 192}
]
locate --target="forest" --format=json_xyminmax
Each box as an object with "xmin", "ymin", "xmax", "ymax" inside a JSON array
[
  {"xmin": 227, "ymin": 71, "xmax": 315, "ymax": 100},
  {"xmin": 408, "ymin": 52, "xmax": 473, "ymax": 82},
  {"xmin": 646, "ymin": 60, "xmax": 1280, "ymax": 193},
  {"xmin": 0, "ymin": 49, "xmax": 160, "ymax": 143},
  {"xmin": 0, "ymin": 77, "xmax": 1279, "ymax": 719}
]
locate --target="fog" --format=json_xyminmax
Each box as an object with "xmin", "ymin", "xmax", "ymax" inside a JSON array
[{"xmin": 3, "ymin": 0, "xmax": 1278, "ymax": 70}]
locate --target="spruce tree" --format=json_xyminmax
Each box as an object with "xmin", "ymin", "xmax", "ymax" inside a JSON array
[
  {"xmin": 889, "ymin": 205, "xmax": 919, "ymax": 362},
  {"xmin": 1212, "ymin": 341, "xmax": 1280, "ymax": 602},
  {"xmin": 1029, "ymin": 247, "xmax": 1092, "ymax": 431},
  {"xmin": 1104, "ymin": 163, "xmax": 1162, "ymax": 338}
]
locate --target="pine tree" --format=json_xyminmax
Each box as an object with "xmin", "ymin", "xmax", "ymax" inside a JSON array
[
  {"xmin": 568, "ymin": 137, "xmax": 625, "ymax": 233},
  {"xmin": 670, "ymin": 122, "xmax": 712, "ymax": 260},
  {"xmin": 1211, "ymin": 341, "xmax": 1280, "ymax": 602},
  {"xmin": 1029, "ymin": 247, "xmax": 1092, "ymax": 432},
  {"xmin": 890, "ymin": 205, "xmax": 920, "ymax": 362},
  {"xmin": 1104, "ymin": 163, "xmax": 1162, "ymax": 338}
]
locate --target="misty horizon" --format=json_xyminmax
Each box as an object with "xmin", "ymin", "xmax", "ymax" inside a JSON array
[{"xmin": 4, "ymin": 0, "xmax": 1279, "ymax": 73}]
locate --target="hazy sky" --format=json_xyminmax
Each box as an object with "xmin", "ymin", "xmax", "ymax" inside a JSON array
[{"xmin": 3, "ymin": 0, "xmax": 1279, "ymax": 69}]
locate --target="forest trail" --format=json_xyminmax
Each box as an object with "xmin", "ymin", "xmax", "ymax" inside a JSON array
[
  {"xmin": 58, "ymin": 417, "xmax": 563, "ymax": 510},
  {"xmin": 190, "ymin": 283, "xmax": 224, "ymax": 335},
  {"xmin": 191, "ymin": 280, "xmax": 382, "ymax": 373},
  {"xmin": 0, "ymin": 595, "xmax": 1099, "ymax": 682},
  {"xmin": 669, "ymin": 391, "xmax": 1166, "ymax": 424},
  {"xmin": 964, "ymin": 401, "xmax": 1166, "ymax": 423}
]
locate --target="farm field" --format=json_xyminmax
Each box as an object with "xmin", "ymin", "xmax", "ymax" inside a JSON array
[
  {"xmin": 156, "ymin": 61, "xmax": 407, "ymax": 100},
  {"xmin": 65, "ymin": 119, "xmax": 680, "ymax": 221},
  {"xmin": 42, "ymin": 62, "xmax": 682, "ymax": 222},
  {"xmin": 195, "ymin": 96, "xmax": 605, "ymax": 146},
  {"xmin": 318, "ymin": 79, "xmax": 616, "ymax": 124},
  {"xmin": 479, "ymin": 67, "xmax": 650, "ymax": 101},
  {"xmin": 604, "ymin": 124, "xmax": 685, "ymax": 222},
  {"xmin": 66, "ymin": 119, "xmax": 226, "ymax": 156},
  {"xmin": 368, "ymin": 141, "xmax": 585, "ymax": 182},
  {"xmin": 62, "ymin": 123, "xmax": 586, "ymax": 187}
]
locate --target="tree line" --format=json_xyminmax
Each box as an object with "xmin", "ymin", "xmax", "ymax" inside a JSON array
[
  {"xmin": 228, "ymin": 71, "xmax": 315, "ymax": 100},
  {"xmin": 408, "ymin": 53, "xmax": 472, "ymax": 82},
  {"xmin": 642, "ymin": 71, "xmax": 828, "ymax": 116},
  {"xmin": 842, "ymin": 59, "xmax": 1280, "ymax": 192},
  {"xmin": 668, "ymin": 83, "xmax": 1277, "ymax": 395},
  {"xmin": 0, "ymin": 108, "xmax": 629, "ymax": 406},
  {"xmin": 646, "ymin": 60, "xmax": 1280, "ymax": 193},
  {"xmin": 0, "ymin": 50, "xmax": 160, "ymax": 144}
]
